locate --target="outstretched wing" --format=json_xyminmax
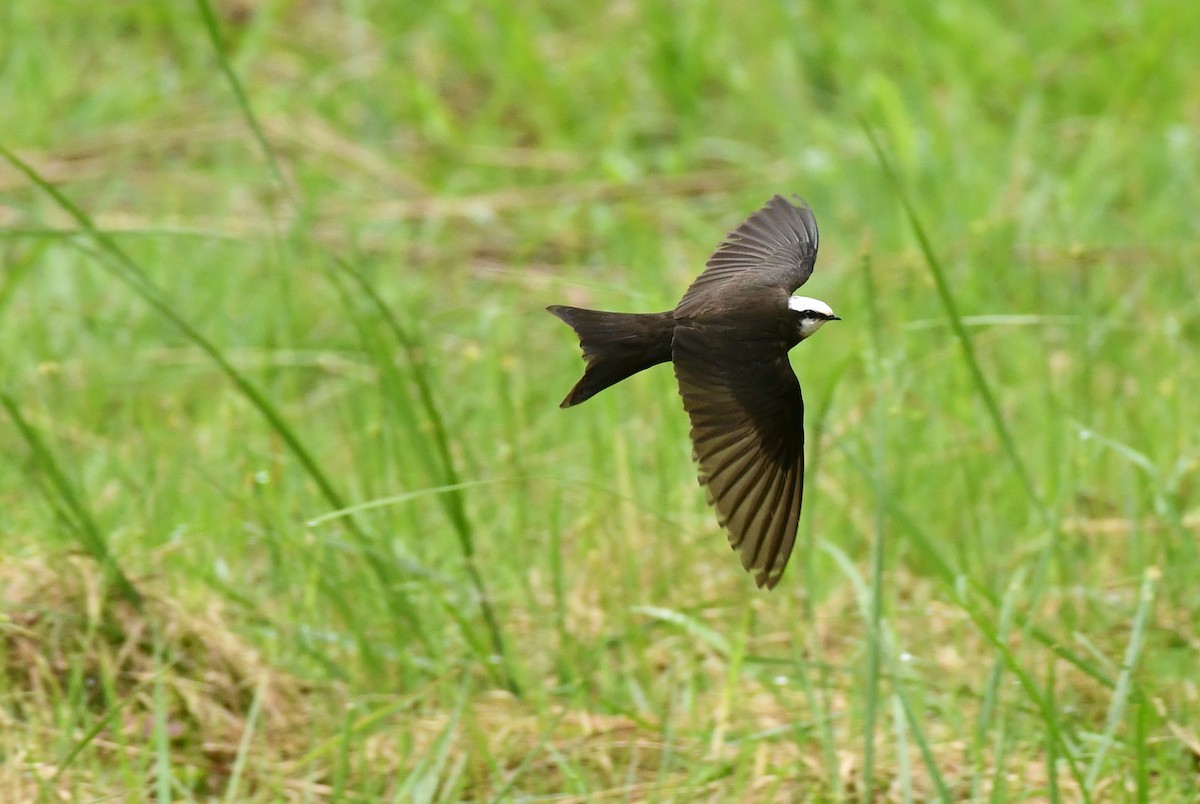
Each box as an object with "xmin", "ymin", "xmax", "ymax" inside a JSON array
[
  {"xmin": 672, "ymin": 323, "xmax": 805, "ymax": 589},
  {"xmin": 675, "ymin": 195, "xmax": 819, "ymax": 317}
]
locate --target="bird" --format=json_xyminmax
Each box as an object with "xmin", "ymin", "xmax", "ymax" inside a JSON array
[{"xmin": 547, "ymin": 195, "xmax": 839, "ymax": 589}]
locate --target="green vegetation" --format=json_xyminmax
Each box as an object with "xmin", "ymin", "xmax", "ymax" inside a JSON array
[{"xmin": 2, "ymin": 0, "xmax": 1199, "ymax": 799}]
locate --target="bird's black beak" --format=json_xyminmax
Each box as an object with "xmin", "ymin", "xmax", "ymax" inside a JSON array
[{"xmin": 830, "ymin": 315, "xmax": 841, "ymax": 321}]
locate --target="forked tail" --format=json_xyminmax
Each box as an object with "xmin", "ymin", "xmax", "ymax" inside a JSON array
[{"xmin": 547, "ymin": 306, "xmax": 675, "ymax": 407}]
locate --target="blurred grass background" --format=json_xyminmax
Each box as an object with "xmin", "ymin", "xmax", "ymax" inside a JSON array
[{"xmin": 2, "ymin": 0, "xmax": 1199, "ymax": 800}]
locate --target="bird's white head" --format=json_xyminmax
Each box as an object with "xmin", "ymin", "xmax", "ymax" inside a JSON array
[{"xmin": 788, "ymin": 295, "xmax": 840, "ymax": 340}]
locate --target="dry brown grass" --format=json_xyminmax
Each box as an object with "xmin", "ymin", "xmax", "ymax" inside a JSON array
[
  {"xmin": 6, "ymin": 548, "xmax": 1199, "ymax": 800},
  {"xmin": 1, "ymin": 555, "xmax": 316, "ymax": 799}
]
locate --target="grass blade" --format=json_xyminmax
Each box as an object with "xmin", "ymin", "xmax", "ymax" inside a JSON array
[
  {"xmin": 328, "ymin": 257, "xmax": 521, "ymax": 695},
  {"xmin": 860, "ymin": 251, "xmax": 888, "ymax": 802},
  {"xmin": 52, "ymin": 676, "xmax": 143, "ymax": 780},
  {"xmin": 972, "ymin": 570, "xmax": 1024, "ymax": 799},
  {"xmin": 223, "ymin": 675, "xmax": 266, "ymax": 803},
  {"xmin": 1084, "ymin": 567, "xmax": 1158, "ymax": 790},
  {"xmin": 891, "ymin": 694, "xmax": 913, "ymax": 803},
  {"xmin": 1134, "ymin": 696, "xmax": 1149, "ymax": 804},
  {"xmin": 631, "ymin": 605, "xmax": 731, "ymax": 656},
  {"xmin": 487, "ymin": 708, "xmax": 569, "ymax": 803},
  {"xmin": 400, "ymin": 679, "xmax": 469, "ymax": 803},
  {"xmin": 859, "ymin": 121, "xmax": 1049, "ymax": 528},
  {"xmin": 152, "ymin": 652, "xmax": 173, "ymax": 804},
  {"xmin": 0, "ymin": 145, "xmax": 430, "ymax": 656},
  {"xmin": 307, "ymin": 479, "xmax": 507, "ymax": 526},
  {"xmin": 892, "ymin": 682, "xmax": 952, "ymax": 802},
  {"xmin": 839, "ymin": 441, "xmax": 1118, "ymax": 691},
  {"xmin": 0, "ymin": 390, "xmax": 141, "ymax": 606},
  {"xmin": 195, "ymin": 0, "xmax": 297, "ymax": 207},
  {"xmin": 861, "ymin": 123, "xmax": 1097, "ymax": 797}
]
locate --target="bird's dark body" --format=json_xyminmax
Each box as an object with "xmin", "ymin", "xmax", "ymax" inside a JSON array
[
  {"xmin": 548, "ymin": 195, "xmax": 833, "ymax": 589},
  {"xmin": 549, "ymin": 289, "xmax": 803, "ymax": 409}
]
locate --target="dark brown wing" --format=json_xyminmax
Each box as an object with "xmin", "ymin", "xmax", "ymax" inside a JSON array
[
  {"xmin": 672, "ymin": 323, "xmax": 805, "ymax": 589},
  {"xmin": 675, "ymin": 195, "xmax": 819, "ymax": 317}
]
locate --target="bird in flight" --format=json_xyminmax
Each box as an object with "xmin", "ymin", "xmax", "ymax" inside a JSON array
[{"xmin": 548, "ymin": 195, "xmax": 839, "ymax": 589}]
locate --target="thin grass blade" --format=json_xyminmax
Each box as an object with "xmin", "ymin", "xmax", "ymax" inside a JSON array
[
  {"xmin": 0, "ymin": 145, "xmax": 431, "ymax": 656},
  {"xmin": 0, "ymin": 390, "xmax": 141, "ymax": 606}
]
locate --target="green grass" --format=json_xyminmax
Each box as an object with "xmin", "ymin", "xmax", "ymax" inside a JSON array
[{"xmin": 2, "ymin": 0, "xmax": 1199, "ymax": 799}]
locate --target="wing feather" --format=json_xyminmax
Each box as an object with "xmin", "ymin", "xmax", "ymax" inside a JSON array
[
  {"xmin": 676, "ymin": 195, "xmax": 819, "ymax": 317},
  {"xmin": 672, "ymin": 324, "xmax": 806, "ymax": 589}
]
